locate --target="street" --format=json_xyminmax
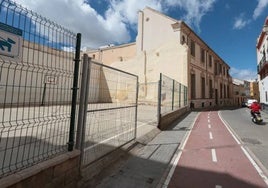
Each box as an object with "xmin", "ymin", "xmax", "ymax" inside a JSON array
[
  {"xmin": 220, "ymin": 107, "xmax": 268, "ymax": 174},
  {"xmin": 85, "ymin": 108, "xmax": 268, "ymax": 188},
  {"xmin": 166, "ymin": 109, "xmax": 268, "ymax": 188}
]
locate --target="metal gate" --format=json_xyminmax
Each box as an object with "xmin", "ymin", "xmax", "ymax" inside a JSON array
[{"xmin": 76, "ymin": 54, "xmax": 138, "ymax": 167}]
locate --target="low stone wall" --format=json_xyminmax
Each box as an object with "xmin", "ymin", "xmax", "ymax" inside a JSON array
[
  {"xmin": 0, "ymin": 150, "xmax": 80, "ymax": 188},
  {"xmin": 158, "ymin": 106, "xmax": 189, "ymax": 130}
]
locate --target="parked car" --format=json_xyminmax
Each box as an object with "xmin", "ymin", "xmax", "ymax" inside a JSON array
[{"xmin": 241, "ymin": 101, "xmax": 247, "ymax": 107}]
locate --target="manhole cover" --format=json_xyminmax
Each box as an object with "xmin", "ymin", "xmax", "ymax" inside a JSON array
[
  {"xmin": 146, "ymin": 177, "xmax": 154, "ymax": 184},
  {"xmin": 241, "ymin": 138, "xmax": 261, "ymax": 145}
]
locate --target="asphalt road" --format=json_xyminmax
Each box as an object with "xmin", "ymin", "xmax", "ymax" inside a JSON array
[
  {"xmin": 220, "ymin": 107, "xmax": 268, "ymax": 175},
  {"xmin": 81, "ymin": 109, "xmax": 268, "ymax": 188},
  {"xmin": 167, "ymin": 111, "xmax": 267, "ymax": 187}
]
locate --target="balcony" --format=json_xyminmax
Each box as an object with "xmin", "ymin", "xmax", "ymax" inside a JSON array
[{"xmin": 257, "ymin": 56, "xmax": 268, "ymax": 74}]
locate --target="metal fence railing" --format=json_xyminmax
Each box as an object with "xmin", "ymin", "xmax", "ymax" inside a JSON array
[
  {"xmin": 77, "ymin": 55, "xmax": 138, "ymax": 167},
  {"xmin": 138, "ymin": 82, "xmax": 159, "ymax": 125},
  {"xmin": 0, "ymin": 0, "xmax": 79, "ymax": 177},
  {"xmin": 0, "ymin": 0, "xmax": 188, "ymax": 179},
  {"xmin": 159, "ymin": 73, "xmax": 188, "ymax": 115}
]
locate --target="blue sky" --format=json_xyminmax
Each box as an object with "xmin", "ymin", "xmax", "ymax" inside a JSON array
[{"xmin": 14, "ymin": 0, "xmax": 268, "ymax": 81}]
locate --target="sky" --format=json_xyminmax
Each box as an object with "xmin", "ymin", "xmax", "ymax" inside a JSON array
[{"xmin": 14, "ymin": 0, "xmax": 268, "ymax": 81}]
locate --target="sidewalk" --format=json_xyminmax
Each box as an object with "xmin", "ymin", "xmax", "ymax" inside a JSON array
[{"xmin": 81, "ymin": 111, "xmax": 199, "ymax": 188}]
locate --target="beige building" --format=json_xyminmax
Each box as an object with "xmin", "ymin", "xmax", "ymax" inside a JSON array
[
  {"xmin": 250, "ymin": 81, "xmax": 260, "ymax": 101},
  {"xmin": 87, "ymin": 7, "xmax": 233, "ymax": 109},
  {"xmin": 232, "ymin": 78, "xmax": 247, "ymax": 106}
]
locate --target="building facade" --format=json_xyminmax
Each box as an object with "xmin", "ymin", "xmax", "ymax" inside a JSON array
[
  {"xmin": 250, "ymin": 81, "xmax": 260, "ymax": 101},
  {"xmin": 257, "ymin": 16, "xmax": 268, "ymax": 109},
  {"xmin": 233, "ymin": 78, "xmax": 247, "ymax": 106},
  {"xmin": 87, "ymin": 7, "xmax": 233, "ymax": 109}
]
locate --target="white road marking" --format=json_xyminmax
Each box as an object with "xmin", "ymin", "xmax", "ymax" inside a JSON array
[
  {"xmin": 161, "ymin": 113, "xmax": 200, "ymax": 188},
  {"xmin": 211, "ymin": 149, "xmax": 217, "ymax": 162},
  {"xmin": 215, "ymin": 185, "xmax": 222, "ymax": 188},
  {"xmin": 208, "ymin": 119, "xmax": 210, "ymax": 123},
  {"xmin": 208, "ymin": 124, "xmax": 211, "ymax": 129},
  {"xmin": 218, "ymin": 111, "xmax": 268, "ymax": 186},
  {"xmin": 209, "ymin": 131, "xmax": 213, "ymax": 139}
]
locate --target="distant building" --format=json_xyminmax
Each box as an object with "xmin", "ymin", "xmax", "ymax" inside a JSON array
[
  {"xmin": 256, "ymin": 16, "xmax": 268, "ymax": 109},
  {"xmin": 250, "ymin": 81, "xmax": 260, "ymax": 101},
  {"xmin": 87, "ymin": 7, "xmax": 233, "ymax": 108},
  {"xmin": 232, "ymin": 78, "xmax": 247, "ymax": 106}
]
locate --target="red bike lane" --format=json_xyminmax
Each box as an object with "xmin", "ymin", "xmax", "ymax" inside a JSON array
[{"xmin": 166, "ymin": 111, "xmax": 268, "ymax": 188}]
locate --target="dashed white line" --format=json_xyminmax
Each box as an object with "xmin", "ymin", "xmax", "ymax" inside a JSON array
[
  {"xmin": 209, "ymin": 131, "xmax": 213, "ymax": 139},
  {"xmin": 218, "ymin": 111, "xmax": 268, "ymax": 186},
  {"xmin": 211, "ymin": 149, "xmax": 217, "ymax": 162},
  {"xmin": 208, "ymin": 124, "xmax": 211, "ymax": 129},
  {"xmin": 208, "ymin": 119, "xmax": 210, "ymax": 123},
  {"xmin": 215, "ymin": 185, "xmax": 222, "ymax": 188}
]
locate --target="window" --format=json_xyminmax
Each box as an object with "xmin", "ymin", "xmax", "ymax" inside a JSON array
[
  {"xmin": 191, "ymin": 74, "xmax": 196, "ymax": 99},
  {"xmin": 209, "ymin": 79, "xmax": 213, "ymax": 98},
  {"xmin": 219, "ymin": 63, "xmax": 222, "ymax": 74},
  {"xmin": 191, "ymin": 40, "xmax": 195, "ymax": 57},
  {"xmin": 223, "ymin": 84, "xmax": 226, "ymax": 98},
  {"xmin": 209, "ymin": 55, "xmax": 212, "ymax": 67},
  {"xmin": 214, "ymin": 61, "xmax": 218, "ymax": 75},
  {"xmin": 201, "ymin": 48, "xmax": 205, "ymax": 63},
  {"xmin": 220, "ymin": 83, "xmax": 223, "ymax": 98},
  {"xmin": 201, "ymin": 77, "xmax": 205, "ymax": 98}
]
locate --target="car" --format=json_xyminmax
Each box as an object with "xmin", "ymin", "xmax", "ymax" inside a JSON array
[
  {"xmin": 246, "ymin": 99, "xmax": 257, "ymax": 108},
  {"xmin": 241, "ymin": 101, "xmax": 247, "ymax": 107}
]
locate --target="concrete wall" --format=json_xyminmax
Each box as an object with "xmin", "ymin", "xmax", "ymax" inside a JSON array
[
  {"xmin": 136, "ymin": 8, "xmax": 178, "ymax": 54},
  {"xmin": 86, "ymin": 43, "xmax": 136, "ymax": 66},
  {"xmin": 0, "ymin": 40, "xmax": 75, "ymax": 106},
  {"xmin": 0, "ymin": 150, "xmax": 80, "ymax": 188},
  {"xmin": 158, "ymin": 106, "xmax": 189, "ymax": 130}
]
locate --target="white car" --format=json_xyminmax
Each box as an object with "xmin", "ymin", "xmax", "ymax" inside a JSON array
[{"xmin": 247, "ymin": 99, "xmax": 257, "ymax": 108}]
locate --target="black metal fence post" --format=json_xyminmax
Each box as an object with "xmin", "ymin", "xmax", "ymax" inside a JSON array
[{"xmin": 68, "ymin": 33, "xmax": 81, "ymax": 151}]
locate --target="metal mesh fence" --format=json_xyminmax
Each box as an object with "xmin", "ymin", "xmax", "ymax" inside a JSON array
[
  {"xmin": 0, "ymin": 0, "xmax": 77, "ymax": 177},
  {"xmin": 138, "ymin": 82, "xmax": 159, "ymax": 124},
  {"xmin": 81, "ymin": 61, "xmax": 138, "ymax": 166},
  {"xmin": 160, "ymin": 73, "xmax": 188, "ymax": 114}
]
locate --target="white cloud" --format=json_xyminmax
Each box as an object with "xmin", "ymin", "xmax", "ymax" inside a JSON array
[
  {"xmin": 233, "ymin": 13, "xmax": 251, "ymax": 30},
  {"xmin": 14, "ymin": 0, "xmax": 216, "ymax": 48},
  {"xmin": 15, "ymin": 0, "xmax": 132, "ymax": 48},
  {"xmin": 233, "ymin": 14, "xmax": 251, "ymax": 30},
  {"xmin": 109, "ymin": 0, "xmax": 162, "ymax": 25},
  {"xmin": 230, "ymin": 67, "xmax": 257, "ymax": 81},
  {"xmin": 164, "ymin": 0, "xmax": 216, "ymax": 31},
  {"xmin": 253, "ymin": 0, "xmax": 268, "ymax": 19}
]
